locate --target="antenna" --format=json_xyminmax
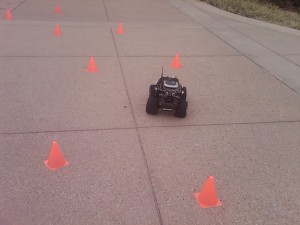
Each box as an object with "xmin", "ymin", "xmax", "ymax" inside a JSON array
[{"xmin": 161, "ymin": 66, "xmax": 164, "ymax": 77}]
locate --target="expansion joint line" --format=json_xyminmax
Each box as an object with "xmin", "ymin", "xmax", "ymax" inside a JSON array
[
  {"xmin": 102, "ymin": 0, "xmax": 164, "ymax": 224},
  {"xmin": 170, "ymin": 0, "xmax": 300, "ymax": 95}
]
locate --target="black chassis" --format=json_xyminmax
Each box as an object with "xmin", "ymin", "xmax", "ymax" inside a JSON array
[{"xmin": 146, "ymin": 75, "xmax": 188, "ymax": 117}]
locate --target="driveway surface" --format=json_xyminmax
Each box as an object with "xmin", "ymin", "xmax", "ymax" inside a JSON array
[{"xmin": 1, "ymin": 0, "xmax": 300, "ymax": 225}]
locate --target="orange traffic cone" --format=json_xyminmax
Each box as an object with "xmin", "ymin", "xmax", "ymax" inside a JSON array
[
  {"xmin": 4, "ymin": 9, "xmax": 13, "ymax": 20},
  {"xmin": 171, "ymin": 53, "xmax": 181, "ymax": 69},
  {"xmin": 86, "ymin": 56, "xmax": 99, "ymax": 73},
  {"xmin": 117, "ymin": 23, "xmax": 124, "ymax": 34},
  {"xmin": 195, "ymin": 176, "xmax": 222, "ymax": 208},
  {"xmin": 55, "ymin": 5, "xmax": 61, "ymax": 14},
  {"xmin": 44, "ymin": 141, "xmax": 69, "ymax": 170},
  {"xmin": 53, "ymin": 23, "xmax": 61, "ymax": 36}
]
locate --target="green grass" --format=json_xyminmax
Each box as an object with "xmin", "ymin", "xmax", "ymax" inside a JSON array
[{"xmin": 199, "ymin": 0, "xmax": 300, "ymax": 30}]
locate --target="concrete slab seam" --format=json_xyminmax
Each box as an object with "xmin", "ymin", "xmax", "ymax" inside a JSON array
[
  {"xmin": 137, "ymin": 120, "xmax": 300, "ymax": 130},
  {"xmin": 1, "ymin": 0, "xmax": 26, "ymax": 19},
  {"xmin": 0, "ymin": 55, "xmax": 117, "ymax": 58},
  {"xmin": 2, "ymin": 120, "xmax": 300, "ymax": 136},
  {"xmin": 0, "ymin": 54, "xmax": 242, "ymax": 58},
  {"xmin": 281, "ymin": 55, "xmax": 300, "ymax": 66},
  {"xmin": 182, "ymin": 0, "xmax": 300, "ymax": 86},
  {"xmin": 185, "ymin": 0, "xmax": 300, "ymax": 38},
  {"xmin": 168, "ymin": 0, "xmax": 300, "ymax": 94},
  {"xmin": 209, "ymin": 25, "xmax": 300, "ymax": 69},
  {"xmin": 102, "ymin": 0, "xmax": 164, "ymax": 224},
  {"xmin": 108, "ymin": 26, "xmax": 164, "ymax": 225},
  {"xmin": 206, "ymin": 32, "xmax": 300, "ymax": 94},
  {"xmin": 0, "ymin": 127, "xmax": 136, "ymax": 136}
]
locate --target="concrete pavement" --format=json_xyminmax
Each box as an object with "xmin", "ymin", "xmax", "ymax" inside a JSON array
[
  {"xmin": 173, "ymin": 0, "xmax": 300, "ymax": 93},
  {"xmin": 1, "ymin": 0, "xmax": 300, "ymax": 224}
]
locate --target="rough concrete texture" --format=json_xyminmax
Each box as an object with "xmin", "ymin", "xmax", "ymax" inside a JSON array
[
  {"xmin": 1, "ymin": 0, "xmax": 300, "ymax": 224},
  {"xmin": 114, "ymin": 27, "xmax": 238, "ymax": 56},
  {"xmin": 0, "ymin": 57, "xmax": 134, "ymax": 133},
  {"xmin": 0, "ymin": 130, "xmax": 160, "ymax": 225},
  {"xmin": 174, "ymin": 0, "xmax": 300, "ymax": 93},
  {"xmin": 284, "ymin": 55, "xmax": 300, "ymax": 66},
  {"xmin": 0, "ymin": 26, "xmax": 116, "ymax": 56},
  {"xmin": 121, "ymin": 56, "xmax": 300, "ymax": 127},
  {"xmin": 139, "ymin": 123, "xmax": 300, "ymax": 225}
]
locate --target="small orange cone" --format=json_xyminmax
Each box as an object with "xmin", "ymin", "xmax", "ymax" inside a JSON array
[
  {"xmin": 195, "ymin": 176, "xmax": 222, "ymax": 208},
  {"xmin": 86, "ymin": 56, "xmax": 99, "ymax": 73},
  {"xmin": 53, "ymin": 23, "xmax": 61, "ymax": 36},
  {"xmin": 44, "ymin": 141, "xmax": 69, "ymax": 171},
  {"xmin": 171, "ymin": 53, "xmax": 181, "ymax": 69},
  {"xmin": 55, "ymin": 5, "xmax": 61, "ymax": 14},
  {"xmin": 4, "ymin": 9, "xmax": 13, "ymax": 20},
  {"xmin": 117, "ymin": 23, "xmax": 124, "ymax": 34}
]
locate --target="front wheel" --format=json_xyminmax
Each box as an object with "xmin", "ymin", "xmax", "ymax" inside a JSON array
[
  {"xmin": 149, "ymin": 85, "xmax": 158, "ymax": 97},
  {"xmin": 175, "ymin": 100, "xmax": 188, "ymax": 118},
  {"xmin": 181, "ymin": 87, "xmax": 187, "ymax": 100},
  {"xmin": 146, "ymin": 96, "xmax": 159, "ymax": 114}
]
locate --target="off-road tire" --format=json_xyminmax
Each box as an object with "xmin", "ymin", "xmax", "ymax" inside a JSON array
[
  {"xmin": 182, "ymin": 87, "xmax": 187, "ymax": 100},
  {"xmin": 146, "ymin": 96, "xmax": 159, "ymax": 114},
  {"xmin": 149, "ymin": 85, "xmax": 158, "ymax": 97},
  {"xmin": 175, "ymin": 100, "xmax": 188, "ymax": 118}
]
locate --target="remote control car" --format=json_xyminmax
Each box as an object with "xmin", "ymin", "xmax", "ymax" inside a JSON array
[{"xmin": 146, "ymin": 68, "xmax": 188, "ymax": 118}]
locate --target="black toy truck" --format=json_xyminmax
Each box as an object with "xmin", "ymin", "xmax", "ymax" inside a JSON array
[{"xmin": 146, "ymin": 69, "xmax": 188, "ymax": 118}]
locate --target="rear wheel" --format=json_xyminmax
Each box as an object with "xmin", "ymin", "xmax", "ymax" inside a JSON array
[
  {"xmin": 175, "ymin": 100, "xmax": 188, "ymax": 118},
  {"xmin": 146, "ymin": 96, "xmax": 159, "ymax": 114}
]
